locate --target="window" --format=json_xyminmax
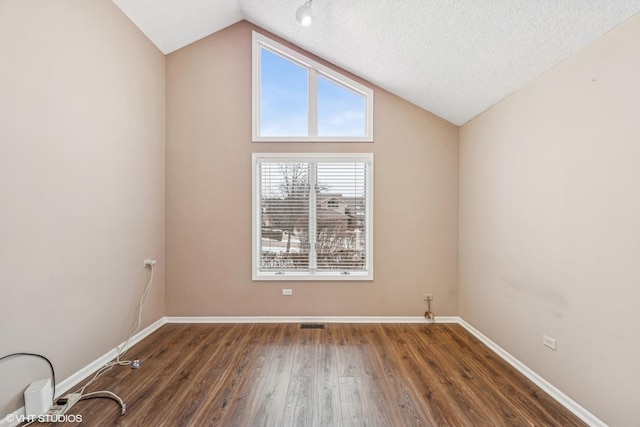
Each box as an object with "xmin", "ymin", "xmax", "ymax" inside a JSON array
[
  {"xmin": 252, "ymin": 32, "xmax": 374, "ymax": 142},
  {"xmin": 326, "ymin": 199, "xmax": 339, "ymax": 209},
  {"xmin": 252, "ymin": 153, "xmax": 373, "ymax": 280}
]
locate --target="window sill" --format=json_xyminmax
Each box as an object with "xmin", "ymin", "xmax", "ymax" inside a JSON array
[
  {"xmin": 253, "ymin": 271, "xmax": 373, "ymax": 281},
  {"xmin": 252, "ymin": 136, "xmax": 373, "ymax": 143}
]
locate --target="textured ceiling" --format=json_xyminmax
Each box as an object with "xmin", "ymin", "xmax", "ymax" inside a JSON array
[{"xmin": 112, "ymin": 0, "xmax": 640, "ymax": 125}]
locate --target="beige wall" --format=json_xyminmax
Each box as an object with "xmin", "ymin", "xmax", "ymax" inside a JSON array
[
  {"xmin": 459, "ymin": 13, "xmax": 640, "ymax": 426},
  {"xmin": 0, "ymin": 0, "xmax": 165, "ymax": 416},
  {"xmin": 7, "ymin": 1, "xmax": 632, "ymax": 422},
  {"xmin": 166, "ymin": 22, "xmax": 459, "ymax": 317}
]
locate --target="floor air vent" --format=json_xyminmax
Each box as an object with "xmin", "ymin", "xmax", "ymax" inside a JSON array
[{"xmin": 300, "ymin": 323, "xmax": 325, "ymax": 329}]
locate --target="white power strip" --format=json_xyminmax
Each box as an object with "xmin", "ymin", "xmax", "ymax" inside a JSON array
[{"xmin": 41, "ymin": 393, "xmax": 82, "ymax": 422}]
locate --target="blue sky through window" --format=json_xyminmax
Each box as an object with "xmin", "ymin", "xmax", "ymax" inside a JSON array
[
  {"xmin": 259, "ymin": 47, "xmax": 367, "ymax": 138},
  {"xmin": 260, "ymin": 48, "xmax": 308, "ymax": 136},
  {"xmin": 318, "ymin": 76, "xmax": 366, "ymax": 137}
]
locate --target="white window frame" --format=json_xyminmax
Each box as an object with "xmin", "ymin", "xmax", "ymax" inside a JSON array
[
  {"xmin": 252, "ymin": 153, "xmax": 374, "ymax": 281},
  {"xmin": 252, "ymin": 32, "xmax": 374, "ymax": 142}
]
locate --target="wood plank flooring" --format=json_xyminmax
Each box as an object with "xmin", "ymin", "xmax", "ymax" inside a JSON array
[{"xmin": 37, "ymin": 323, "xmax": 586, "ymax": 426}]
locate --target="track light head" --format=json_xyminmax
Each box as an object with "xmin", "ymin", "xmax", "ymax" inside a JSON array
[{"xmin": 296, "ymin": 1, "xmax": 313, "ymax": 27}]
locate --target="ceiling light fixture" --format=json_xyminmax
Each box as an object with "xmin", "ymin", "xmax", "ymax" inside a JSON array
[{"xmin": 296, "ymin": 0, "xmax": 313, "ymax": 27}]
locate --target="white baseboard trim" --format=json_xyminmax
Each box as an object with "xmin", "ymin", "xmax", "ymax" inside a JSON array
[
  {"xmin": 2, "ymin": 315, "xmax": 604, "ymax": 427},
  {"xmin": 0, "ymin": 316, "xmax": 166, "ymax": 427},
  {"xmin": 55, "ymin": 316, "xmax": 167, "ymax": 397},
  {"xmin": 166, "ymin": 315, "xmax": 458, "ymax": 324},
  {"xmin": 457, "ymin": 318, "xmax": 606, "ymax": 427}
]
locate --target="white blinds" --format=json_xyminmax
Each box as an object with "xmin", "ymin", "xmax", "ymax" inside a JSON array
[
  {"xmin": 258, "ymin": 162, "xmax": 311, "ymax": 270},
  {"xmin": 254, "ymin": 154, "xmax": 372, "ymax": 279},
  {"xmin": 314, "ymin": 162, "xmax": 367, "ymax": 272}
]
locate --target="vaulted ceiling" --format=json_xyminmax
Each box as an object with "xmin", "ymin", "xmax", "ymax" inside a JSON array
[{"xmin": 111, "ymin": 0, "xmax": 640, "ymax": 125}]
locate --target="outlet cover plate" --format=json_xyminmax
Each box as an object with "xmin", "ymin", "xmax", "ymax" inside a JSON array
[{"xmin": 543, "ymin": 335, "xmax": 556, "ymax": 350}]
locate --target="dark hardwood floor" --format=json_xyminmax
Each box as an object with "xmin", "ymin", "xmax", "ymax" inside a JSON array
[{"xmin": 38, "ymin": 323, "xmax": 586, "ymax": 426}]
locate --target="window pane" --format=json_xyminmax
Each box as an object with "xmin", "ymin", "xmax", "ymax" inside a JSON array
[
  {"xmin": 259, "ymin": 162, "xmax": 310, "ymax": 270},
  {"xmin": 317, "ymin": 76, "xmax": 366, "ymax": 137},
  {"xmin": 259, "ymin": 48, "xmax": 308, "ymax": 137},
  {"xmin": 253, "ymin": 153, "xmax": 373, "ymax": 280},
  {"xmin": 315, "ymin": 162, "xmax": 367, "ymax": 271}
]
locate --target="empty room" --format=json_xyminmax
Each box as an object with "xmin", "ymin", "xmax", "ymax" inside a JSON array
[{"xmin": 1, "ymin": 1, "xmax": 639, "ymax": 426}]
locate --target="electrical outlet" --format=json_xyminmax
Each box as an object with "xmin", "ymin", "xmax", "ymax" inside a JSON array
[
  {"xmin": 282, "ymin": 289, "xmax": 293, "ymax": 296},
  {"xmin": 423, "ymin": 294, "xmax": 433, "ymax": 301},
  {"xmin": 543, "ymin": 335, "xmax": 556, "ymax": 350}
]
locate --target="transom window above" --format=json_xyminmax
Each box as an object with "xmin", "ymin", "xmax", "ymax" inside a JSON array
[
  {"xmin": 252, "ymin": 153, "xmax": 374, "ymax": 280},
  {"xmin": 252, "ymin": 32, "xmax": 374, "ymax": 142}
]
